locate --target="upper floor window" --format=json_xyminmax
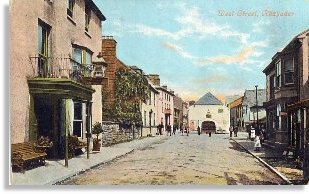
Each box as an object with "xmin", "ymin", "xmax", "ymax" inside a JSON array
[
  {"xmin": 269, "ymin": 75, "xmax": 275, "ymax": 99},
  {"xmin": 276, "ymin": 60, "xmax": 281, "ymax": 88},
  {"xmin": 38, "ymin": 22, "xmax": 50, "ymax": 58},
  {"xmin": 218, "ymin": 109, "xmax": 223, "ymax": 113},
  {"xmin": 72, "ymin": 46, "xmax": 93, "ymax": 77},
  {"xmin": 37, "ymin": 21, "xmax": 51, "ymax": 77},
  {"xmin": 85, "ymin": 4, "xmax": 91, "ymax": 32},
  {"xmin": 284, "ymin": 58, "xmax": 294, "ymax": 85},
  {"xmin": 67, "ymin": 0, "xmax": 75, "ymax": 18},
  {"xmin": 149, "ymin": 92, "xmax": 152, "ymax": 105}
]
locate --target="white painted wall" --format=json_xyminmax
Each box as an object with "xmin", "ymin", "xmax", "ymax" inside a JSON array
[{"xmin": 188, "ymin": 104, "xmax": 230, "ymax": 133}]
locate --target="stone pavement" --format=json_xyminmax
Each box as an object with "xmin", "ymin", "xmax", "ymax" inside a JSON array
[
  {"xmin": 232, "ymin": 132, "xmax": 304, "ymax": 184},
  {"xmin": 231, "ymin": 132, "xmax": 282, "ymax": 158},
  {"xmin": 10, "ymin": 135, "xmax": 167, "ymax": 185}
]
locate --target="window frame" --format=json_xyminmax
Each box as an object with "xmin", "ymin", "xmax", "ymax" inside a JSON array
[
  {"xmin": 275, "ymin": 60, "xmax": 282, "ymax": 89},
  {"xmin": 283, "ymin": 58, "xmax": 294, "ymax": 85},
  {"xmin": 67, "ymin": 0, "xmax": 75, "ymax": 18},
  {"xmin": 85, "ymin": 3, "xmax": 91, "ymax": 32},
  {"xmin": 73, "ymin": 101, "xmax": 83, "ymax": 138}
]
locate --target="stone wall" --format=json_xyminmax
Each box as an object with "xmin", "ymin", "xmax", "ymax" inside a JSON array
[{"xmin": 101, "ymin": 122, "xmax": 140, "ymax": 146}]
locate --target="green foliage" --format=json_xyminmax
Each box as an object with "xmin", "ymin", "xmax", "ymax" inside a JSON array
[
  {"xmin": 91, "ymin": 122, "xmax": 103, "ymax": 140},
  {"xmin": 103, "ymin": 68, "xmax": 150, "ymax": 127}
]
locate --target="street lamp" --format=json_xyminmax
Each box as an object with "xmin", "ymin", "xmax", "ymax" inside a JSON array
[{"xmin": 255, "ymin": 85, "xmax": 259, "ymax": 134}]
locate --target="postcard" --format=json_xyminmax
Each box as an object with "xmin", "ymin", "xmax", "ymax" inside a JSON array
[{"xmin": 9, "ymin": 0, "xmax": 309, "ymax": 185}]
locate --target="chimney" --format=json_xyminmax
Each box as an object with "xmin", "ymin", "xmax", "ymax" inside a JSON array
[
  {"xmin": 147, "ymin": 74, "xmax": 160, "ymax": 86},
  {"xmin": 102, "ymin": 36, "xmax": 117, "ymax": 60}
]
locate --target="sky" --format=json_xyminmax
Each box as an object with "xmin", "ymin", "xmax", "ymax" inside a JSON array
[{"xmin": 93, "ymin": 0, "xmax": 309, "ymax": 101}]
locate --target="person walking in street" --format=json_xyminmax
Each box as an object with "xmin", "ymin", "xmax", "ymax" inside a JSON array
[
  {"xmin": 229, "ymin": 126, "xmax": 233, "ymax": 138},
  {"xmin": 197, "ymin": 126, "xmax": 201, "ymax": 135},
  {"xmin": 186, "ymin": 126, "xmax": 189, "ymax": 136},
  {"xmin": 254, "ymin": 135, "xmax": 261, "ymax": 151},
  {"xmin": 234, "ymin": 125, "xmax": 238, "ymax": 137},
  {"xmin": 173, "ymin": 124, "xmax": 176, "ymax": 135},
  {"xmin": 181, "ymin": 125, "xmax": 184, "ymax": 136},
  {"xmin": 166, "ymin": 124, "xmax": 172, "ymax": 136}
]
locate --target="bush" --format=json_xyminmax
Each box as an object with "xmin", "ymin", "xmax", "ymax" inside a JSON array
[{"xmin": 92, "ymin": 122, "xmax": 103, "ymax": 140}]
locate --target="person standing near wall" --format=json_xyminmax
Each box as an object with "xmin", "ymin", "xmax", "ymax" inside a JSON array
[
  {"xmin": 197, "ymin": 126, "xmax": 201, "ymax": 135},
  {"xmin": 229, "ymin": 126, "xmax": 233, "ymax": 138}
]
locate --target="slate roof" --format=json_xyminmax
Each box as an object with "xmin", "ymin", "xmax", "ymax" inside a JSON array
[
  {"xmin": 195, "ymin": 92, "xmax": 223, "ymax": 105},
  {"xmin": 242, "ymin": 89, "xmax": 266, "ymax": 107},
  {"xmin": 225, "ymin": 95, "xmax": 241, "ymax": 105}
]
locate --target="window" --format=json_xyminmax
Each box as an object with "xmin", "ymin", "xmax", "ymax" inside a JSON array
[
  {"xmin": 67, "ymin": 0, "xmax": 75, "ymax": 18},
  {"xmin": 270, "ymin": 75, "xmax": 275, "ymax": 99},
  {"xmin": 38, "ymin": 21, "xmax": 50, "ymax": 77},
  {"xmin": 85, "ymin": 4, "xmax": 91, "ymax": 32},
  {"xmin": 276, "ymin": 60, "xmax": 281, "ymax": 88},
  {"xmin": 153, "ymin": 113, "xmax": 156, "ymax": 126},
  {"xmin": 284, "ymin": 73, "xmax": 294, "ymax": 85},
  {"xmin": 72, "ymin": 47, "xmax": 93, "ymax": 77},
  {"xmin": 284, "ymin": 58, "xmax": 294, "ymax": 85},
  {"xmin": 149, "ymin": 111, "xmax": 152, "ymax": 126},
  {"xmin": 73, "ymin": 102, "xmax": 83, "ymax": 137},
  {"xmin": 162, "ymin": 102, "xmax": 163, "ymax": 113},
  {"xmin": 153, "ymin": 93, "xmax": 155, "ymax": 106},
  {"xmin": 149, "ymin": 92, "xmax": 152, "ymax": 105},
  {"xmin": 218, "ymin": 109, "xmax": 223, "ymax": 113},
  {"xmin": 144, "ymin": 111, "xmax": 146, "ymax": 126},
  {"xmin": 206, "ymin": 114, "xmax": 211, "ymax": 118}
]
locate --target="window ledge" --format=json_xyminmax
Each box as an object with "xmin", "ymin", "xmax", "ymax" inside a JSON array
[
  {"xmin": 85, "ymin": 30, "xmax": 92, "ymax": 38},
  {"xmin": 67, "ymin": 15, "xmax": 76, "ymax": 26}
]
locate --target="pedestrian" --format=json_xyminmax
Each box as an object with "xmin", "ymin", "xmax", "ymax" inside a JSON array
[
  {"xmin": 254, "ymin": 135, "xmax": 261, "ymax": 151},
  {"xmin": 186, "ymin": 126, "xmax": 189, "ymax": 136},
  {"xmin": 229, "ymin": 126, "xmax": 233, "ymax": 138},
  {"xmin": 234, "ymin": 125, "xmax": 238, "ymax": 137},
  {"xmin": 209, "ymin": 132, "xmax": 212, "ymax": 137},
  {"xmin": 181, "ymin": 125, "xmax": 184, "ymax": 136},
  {"xmin": 260, "ymin": 124, "xmax": 266, "ymax": 145},
  {"xmin": 173, "ymin": 124, "xmax": 176, "ymax": 135},
  {"xmin": 197, "ymin": 126, "xmax": 201, "ymax": 135}
]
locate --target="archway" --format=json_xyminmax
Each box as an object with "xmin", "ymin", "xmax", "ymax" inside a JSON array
[{"xmin": 201, "ymin": 120, "xmax": 216, "ymax": 134}]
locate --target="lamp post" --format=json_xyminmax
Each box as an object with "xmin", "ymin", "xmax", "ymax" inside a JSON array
[{"xmin": 255, "ymin": 85, "xmax": 259, "ymax": 134}]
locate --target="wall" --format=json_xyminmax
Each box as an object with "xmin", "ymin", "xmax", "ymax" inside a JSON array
[
  {"xmin": 10, "ymin": 0, "xmax": 103, "ymax": 143},
  {"xmin": 141, "ymin": 89, "xmax": 159, "ymax": 136},
  {"xmin": 188, "ymin": 104, "xmax": 230, "ymax": 133}
]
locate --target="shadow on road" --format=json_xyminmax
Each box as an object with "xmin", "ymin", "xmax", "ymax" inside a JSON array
[{"xmin": 228, "ymin": 141, "xmax": 247, "ymax": 153}]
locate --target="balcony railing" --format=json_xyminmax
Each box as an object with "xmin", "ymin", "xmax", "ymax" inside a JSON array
[{"xmin": 29, "ymin": 55, "xmax": 94, "ymax": 82}]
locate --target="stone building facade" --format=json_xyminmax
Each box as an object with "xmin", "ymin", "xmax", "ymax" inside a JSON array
[
  {"xmin": 156, "ymin": 86, "xmax": 175, "ymax": 131},
  {"xmin": 141, "ymin": 83, "xmax": 159, "ymax": 136},
  {"xmin": 10, "ymin": 0, "xmax": 106, "ymax": 158},
  {"xmin": 173, "ymin": 95, "xmax": 184, "ymax": 129},
  {"xmin": 263, "ymin": 29, "xmax": 309, "ymax": 152},
  {"xmin": 189, "ymin": 92, "xmax": 230, "ymax": 133}
]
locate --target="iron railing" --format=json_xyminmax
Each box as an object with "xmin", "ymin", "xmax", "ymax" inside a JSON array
[{"xmin": 29, "ymin": 55, "xmax": 94, "ymax": 82}]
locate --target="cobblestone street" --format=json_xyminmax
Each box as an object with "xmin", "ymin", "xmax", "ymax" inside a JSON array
[{"xmin": 63, "ymin": 132, "xmax": 286, "ymax": 185}]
